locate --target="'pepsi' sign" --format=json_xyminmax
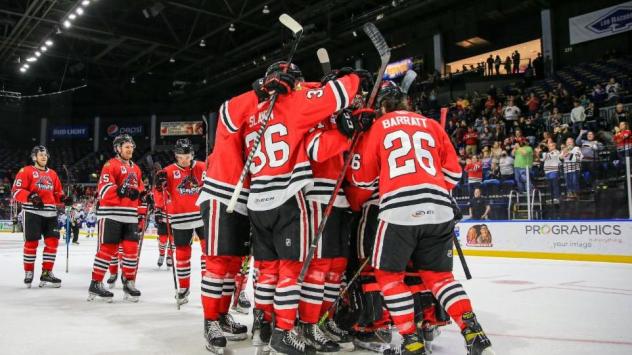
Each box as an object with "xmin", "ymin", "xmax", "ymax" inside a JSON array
[{"xmin": 106, "ymin": 124, "xmax": 144, "ymax": 137}]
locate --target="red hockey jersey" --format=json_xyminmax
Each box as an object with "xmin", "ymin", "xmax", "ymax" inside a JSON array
[
  {"xmin": 12, "ymin": 166, "xmax": 64, "ymax": 218},
  {"xmin": 244, "ymin": 74, "xmax": 360, "ymax": 211},
  {"xmin": 163, "ymin": 160, "xmax": 205, "ymax": 230},
  {"xmin": 97, "ymin": 158, "xmax": 145, "ymax": 223},
  {"xmin": 197, "ymin": 90, "xmax": 258, "ymax": 216},
  {"xmin": 351, "ymin": 110, "xmax": 462, "ymax": 225},
  {"xmin": 304, "ymin": 119, "xmax": 351, "ymax": 208}
]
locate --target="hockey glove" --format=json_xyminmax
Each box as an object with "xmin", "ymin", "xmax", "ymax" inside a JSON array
[
  {"xmin": 252, "ymin": 78, "xmax": 269, "ymax": 103},
  {"xmin": 354, "ymin": 69, "xmax": 374, "ymax": 94},
  {"xmin": 28, "ymin": 192, "xmax": 44, "ymax": 209},
  {"xmin": 126, "ymin": 188, "xmax": 140, "ymax": 201},
  {"xmin": 262, "ymin": 71, "xmax": 296, "ymax": 95},
  {"xmin": 352, "ymin": 108, "xmax": 376, "ymax": 132},
  {"xmin": 155, "ymin": 170, "xmax": 167, "ymax": 191},
  {"xmin": 62, "ymin": 195, "xmax": 74, "ymax": 207},
  {"xmin": 335, "ymin": 108, "xmax": 356, "ymax": 138},
  {"xmin": 320, "ymin": 67, "xmax": 355, "ymax": 85}
]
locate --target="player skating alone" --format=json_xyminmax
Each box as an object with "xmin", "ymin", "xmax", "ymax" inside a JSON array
[
  {"xmin": 155, "ymin": 138, "xmax": 206, "ymax": 306},
  {"xmin": 88, "ymin": 134, "xmax": 145, "ymax": 302},
  {"xmin": 12, "ymin": 146, "xmax": 73, "ymax": 288},
  {"xmin": 350, "ymin": 82, "xmax": 494, "ymax": 355}
]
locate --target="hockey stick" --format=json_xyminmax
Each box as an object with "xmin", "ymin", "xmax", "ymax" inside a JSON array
[
  {"xmin": 318, "ymin": 257, "xmax": 370, "ymax": 326},
  {"xmin": 299, "ymin": 22, "xmax": 391, "ymax": 283},
  {"xmin": 231, "ymin": 255, "xmax": 251, "ymax": 309},
  {"xmin": 162, "ymin": 187, "xmax": 180, "ymax": 310},
  {"xmin": 226, "ymin": 13, "xmax": 304, "ymax": 213},
  {"xmin": 316, "ymin": 48, "xmax": 331, "ymax": 75},
  {"xmin": 400, "ymin": 69, "xmax": 417, "ymax": 94},
  {"xmin": 62, "ymin": 164, "xmax": 73, "ymax": 273}
]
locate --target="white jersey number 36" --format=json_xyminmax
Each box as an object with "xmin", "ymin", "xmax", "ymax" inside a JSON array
[
  {"xmin": 245, "ymin": 123, "xmax": 290, "ymax": 174},
  {"xmin": 384, "ymin": 130, "xmax": 436, "ymax": 178}
]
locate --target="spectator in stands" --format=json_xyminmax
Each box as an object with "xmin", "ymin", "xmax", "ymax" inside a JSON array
[
  {"xmin": 504, "ymin": 56, "xmax": 512, "ymax": 75},
  {"xmin": 481, "ymin": 147, "xmax": 493, "ymax": 180},
  {"xmin": 605, "ymin": 78, "xmax": 621, "ymax": 105},
  {"xmin": 549, "ymin": 107, "xmax": 562, "ymax": 128},
  {"xmin": 614, "ymin": 121, "xmax": 632, "ymax": 161},
  {"xmin": 526, "ymin": 92, "xmax": 539, "ymax": 117},
  {"xmin": 469, "ymin": 188, "xmax": 491, "ymax": 220},
  {"xmin": 584, "ymin": 101, "xmax": 597, "ymax": 131},
  {"xmin": 486, "ymin": 55, "xmax": 494, "ymax": 76},
  {"xmin": 503, "ymin": 99, "xmax": 521, "ymax": 134},
  {"xmin": 554, "ymin": 124, "xmax": 573, "ymax": 147},
  {"xmin": 465, "ymin": 155, "xmax": 483, "ymax": 192},
  {"xmin": 512, "ymin": 50, "xmax": 521, "ymax": 74},
  {"xmin": 576, "ymin": 130, "xmax": 604, "ymax": 188},
  {"xmin": 591, "ymin": 84, "xmax": 607, "ymax": 104},
  {"xmin": 491, "ymin": 141, "xmax": 504, "ymax": 162},
  {"xmin": 561, "ymin": 137, "xmax": 583, "ymax": 200},
  {"xmin": 521, "ymin": 117, "xmax": 538, "ymax": 146},
  {"xmin": 464, "ymin": 126, "xmax": 479, "ymax": 156},
  {"xmin": 512, "ymin": 137, "xmax": 533, "ymax": 192},
  {"xmin": 499, "ymin": 150, "xmax": 514, "ymax": 182},
  {"xmin": 612, "ymin": 103, "xmax": 630, "ymax": 125},
  {"xmin": 541, "ymin": 141, "xmax": 562, "ymax": 203},
  {"xmin": 570, "ymin": 99, "xmax": 586, "ymax": 135},
  {"xmin": 479, "ymin": 126, "xmax": 494, "ymax": 149},
  {"xmin": 487, "ymin": 84, "xmax": 498, "ymax": 100},
  {"xmin": 494, "ymin": 55, "xmax": 501, "ymax": 76},
  {"xmin": 533, "ymin": 52, "xmax": 544, "ymax": 79}
]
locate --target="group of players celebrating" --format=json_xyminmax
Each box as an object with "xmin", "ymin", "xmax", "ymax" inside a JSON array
[{"xmin": 11, "ymin": 58, "xmax": 496, "ymax": 355}]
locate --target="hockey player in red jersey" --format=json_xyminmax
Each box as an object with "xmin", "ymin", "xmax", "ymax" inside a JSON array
[
  {"xmin": 155, "ymin": 138, "xmax": 206, "ymax": 306},
  {"xmin": 88, "ymin": 134, "xmax": 145, "ymax": 302},
  {"xmin": 197, "ymin": 85, "xmax": 260, "ymax": 353},
  {"xmin": 349, "ymin": 82, "xmax": 494, "ymax": 355},
  {"xmin": 12, "ymin": 146, "xmax": 73, "ymax": 288},
  {"xmin": 242, "ymin": 62, "xmax": 367, "ymax": 355},
  {"xmin": 152, "ymin": 184, "xmax": 173, "ymax": 268}
]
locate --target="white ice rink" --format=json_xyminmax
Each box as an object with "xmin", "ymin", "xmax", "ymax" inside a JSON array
[{"xmin": 1, "ymin": 232, "xmax": 631, "ymax": 355}]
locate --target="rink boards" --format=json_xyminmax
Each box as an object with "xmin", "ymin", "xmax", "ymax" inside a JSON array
[{"xmin": 456, "ymin": 220, "xmax": 632, "ymax": 263}]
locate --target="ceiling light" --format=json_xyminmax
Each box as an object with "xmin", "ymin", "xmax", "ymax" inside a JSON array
[
  {"xmin": 130, "ymin": 76, "xmax": 136, "ymax": 84},
  {"xmin": 45, "ymin": 39, "xmax": 53, "ymax": 46},
  {"xmin": 169, "ymin": 57, "xmax": 175, "ymax": 63},
  {"xmin": 82, "ymin": 0, "xmax": 90, "ymax": 6},
  {"xmin": 69, "ymin": 14, "xmax": 77, "ymax": 20},
  {"xmin": 23, "ymin": 64, "xmax": 29, "ymax": 69},
  {"xmin": 41, "ymin": 46, "xmax": 48, "ymax": 52},
  {"xmin": 352, "ymin": 31, "xmax": 357, "ymax": 37},
  {"xmin": 76, "ymin": 7, "xmax": 84, "ymax": 15},
  {"xmin": 262, "ymin": 55, "xmax": 266, "ymax": 61},
  {"xmin": 200, "ymin": 39, "xmax": 206, "ymax": 47},
  {"xmin": 229, "ymin": 23, "xmax": 235, "ymax": 32},
  {"xmin": 35, "ymin": 51, "xmax": 41, "ymax": 57},
  {"xmin": 26, "ymin": 57, "xmax": 37, "ymax": 62},
  {"xmin": 20, "ymin": 67, "xmax": 27, "ymax": 73},
  {"xmin": 63, "ymin": 20, "xmax": 72, "ymax": 28},
  {"xmin": 262, "ymin": 5, "xmax": 270, "ymax": 14},
  {"xmin": 56, "ymin": 27, "xmax": 62, "ymax": 34}
]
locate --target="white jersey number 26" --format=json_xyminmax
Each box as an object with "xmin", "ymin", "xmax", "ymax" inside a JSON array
[
  {"xmin": 245, "ymin": 123, "xmax": 290, "ymax": 174},
  {"xmin": 384, "ymin": 130, "xmax": 436, "ymax": 178}
]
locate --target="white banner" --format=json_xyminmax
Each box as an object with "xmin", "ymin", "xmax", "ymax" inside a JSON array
[
  {"xmin": 160, "ymin": 121, "xmax": 204, "ymax": 136},
  {"xmin": 569, "ymin": 1, "xmax": 632, "ymax": 45},
  {"xmin": 455, "ymin": 220, "xmax": 632, "ymax": 262}
]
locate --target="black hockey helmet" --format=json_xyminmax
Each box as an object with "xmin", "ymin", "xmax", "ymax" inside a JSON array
[
  {"xmin": 113, "ymin": 134, "xmax": 136, "ymax": 153},
  {"xmin": 376, "ymin": 80, "xmax": 404, "ymax": 108},
  {"xmin": 174, "ymin": 138, "xmax": 194, "ymax": 155},
  {"xmin": 265, "ymin": 61, "xmax": 303, "ymax": 80},
  {"xmin": 31, "ymin": 145, "xmax": 49, "ymax": 162}
]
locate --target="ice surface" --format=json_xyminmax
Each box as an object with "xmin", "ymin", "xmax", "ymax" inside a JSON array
[{"xmin": 1, "ymin": 233, "xmax": 631, "ymax": 355}]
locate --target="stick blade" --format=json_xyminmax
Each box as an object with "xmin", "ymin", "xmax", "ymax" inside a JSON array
[
  {"xmin": 362, "ymin": 22, "xmax": 390, "ymax": 57},
  {"xmin": 400, "ymin": 70, "xmax": 418, "ymax": 94},
  {"xmin": 279, "ymin": 13, "xmax": 302, "ymax": 35},
  {"xmin": 317, "ymin": 48, "xmax": 331, "ymax": 74}
]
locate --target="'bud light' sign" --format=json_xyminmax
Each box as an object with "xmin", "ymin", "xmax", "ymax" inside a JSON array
[
  {"xmin": 106, "ymin": 124, "xmax": 144, "ymax": 137},
  {"xmin": 569, "ymin": 1, "xmax": 632, "ymax": 45},
  {"xmin": 51, "ymin": 125, "xmax": 89, "ymax": 139}
]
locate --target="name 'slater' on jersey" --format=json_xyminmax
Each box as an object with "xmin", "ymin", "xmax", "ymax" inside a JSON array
[{"xmin": 351, "ymin": 110, "xmax": 462, "ymax": 226}]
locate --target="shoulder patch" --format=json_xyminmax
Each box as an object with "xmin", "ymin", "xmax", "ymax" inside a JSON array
[{"xmin": 18, "ymin": 168, "xmax": 24, "ymax": 173}]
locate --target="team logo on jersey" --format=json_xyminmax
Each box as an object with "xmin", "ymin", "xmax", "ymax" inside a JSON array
[
  {"xmin": 32, "ymin": 171, "xmax": 39, "ymax": 178},
  {"xmin": 121, "ymin": 166, "xmax": 127, "ymax": 174},
  {"xmin": 35, "ymin": 175, "xmax": 54, "ymax": 191},
  {"xmin": 124, "ymin": 172, "xmax": 140, "ymax": 188},
  {"xmin": 173, "ymin": 170, "xmax": 181, "ymax": 179},
  {"xmin": 176, "ymin": 176, "xmax": 200, "ymax": 195}
]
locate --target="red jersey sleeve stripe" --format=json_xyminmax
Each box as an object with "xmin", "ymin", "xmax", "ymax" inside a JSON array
[{"xmin": 220, "ymin": 101, "xmax": 238, "ymax": 133}]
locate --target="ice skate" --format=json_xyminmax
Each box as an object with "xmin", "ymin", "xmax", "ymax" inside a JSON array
[
  {"xmin": 157, "ymin": 255, "xmax": 165, "ymax": 267},
  {"xmin": 321, "ymin": 319, "xmax": 354, "ymax": 351},
  {"xmin": 300, "ymin": 322, "xmax": 340, "ymax": 354},
  {"xmin": 252, "ymin": 308, "xmax": 272, "ymax": 354},
  {"xmin": 462, "ymin": 312, "xmax": 495, "ymax": 355},
  {"xmin": 39, "ymin": 270, "xmax": 61, "ymax": 288},
  {"xmin": 24, "ymin": 271, "xmax": 34, "ymax": 288},
  {"xmin": 176, "ymin": 287, "xmax": 190, "ymax": 306},
  {"xmin": 123, "ymin": 279, "xmax": 141, "ymax": 302},
  {"xmin": 384, "ymin": 333, "xmax": 427, "ymax": 355},
  {"xmin": 166, "ymin": 255, "xmax": 173, "ymax": 268},
  {"xmin": 353, "ymin": 330, "xmax": 391, "ymax": 353},
  {"xmin": 204, "ymin": 319, "xmax": 227, "ymax": 354},
  {"xmin": 269, "ymin": 328, "xmax": 315, "ymax": 355},
  {"xmin": 420, "ymin": 321, "xmax": 441, "ymax": 353},
  {"xmin": 106, "ymin": 272, "xmax": 117, "ymax": 289},
  {"xmin": 87, "ymin": 280, "xmax": 114, "ymax": 302},
  {"xmin": 219, "ymin": 313, "xmax": 248, "ymax": 341},
  {"xmin": 231, "ymin": 290, "xmax": 251, "ymax": 314}
]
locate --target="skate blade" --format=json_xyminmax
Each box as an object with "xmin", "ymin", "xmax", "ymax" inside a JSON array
[
  {"xmin": 123, "ymin": 294, "xmax": 140, "ymax": 303},
  {"xmin": 254, "ymin": 345, "xmax": 270, "ymax": 355},
  {"xmin": 481, "ymin": 347, "xmax": 496, "ymax": 355},
  {"xmin": 204, "ymin": 344, "xmax": 225, "ymax": 354},
  {"xmin": 25, "ymin": 283, "xmax": 32, "ymax": 288},
  {"xmin": 39, "ymin": 282, "xmax": 61, "ymax": 288},
  {"xmin": 352, "ymin": 339, "xmax": 390, "ymax": 353},
  {"xmin": 176, "ymin": 298, "xmax": 189, "ymax": 306},
  {"xmin": 230, "ymin": 306, "xmax": 250, "ymax": 314},
  {"xmin": 107, "ymin": 282, "xmax": 116, "ymax": 289},
  {"xmin": 337, "ymin": 342, "xmax": 355, "ymax": 352},
  {"xmin": 223, "ymin": 332, "xmax": 248, "ymax": 341},
  {"xmin": 87, "ymin": 293, "xmax": 114, "ymax": 303}
]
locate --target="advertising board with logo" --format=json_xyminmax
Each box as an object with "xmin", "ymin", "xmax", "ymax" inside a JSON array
[
  {"xmin": 383, "ymin": 58, "xmax": 413, "ymax": 79},
  {"xmin": 106, "ymin": 123, "xmax": 144, "ymax": 137},
  {"xmin": 455, "ymin": 220, "xmax": 632, "ymax": 263},
  {"xmin": 51, "ymin": 125, "xmax": 89, "ymax": 139},
  {"xmin": 569, "ymin": 1, "xmax": 632, "ymax": 45},
  {"xmin": 160, "ymin": 121, "xmax": 204, "ymax": 136}
]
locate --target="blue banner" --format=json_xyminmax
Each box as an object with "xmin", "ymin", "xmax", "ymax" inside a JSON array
[
  {"xmin": 51, "ymin": 125, "xmax": 89, "ymax": 139},
  {"xmin": 106, "ymin": 123, "xmax": 144, "ymax": 137}
]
